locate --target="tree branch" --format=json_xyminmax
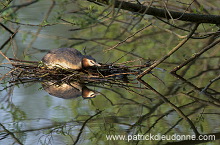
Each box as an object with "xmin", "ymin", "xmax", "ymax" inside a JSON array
[
  {"xmin": 88, "ymin": 0, "xmax": 220, "ymax": 24},
  {"xmin": 171, "ymin": 38, "xmax": 220, "ymax": 73},
  {"xmin": 137, "ymin": 23, "xmax": 200, "ymax": 79}
]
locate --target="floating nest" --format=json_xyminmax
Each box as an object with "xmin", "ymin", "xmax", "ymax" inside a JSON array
[
  {"xmin": 7, "ymin": 58, "xmax": 151, "ymax": 85},
  {"xmin": 0, "ymin": 58, "xmax": 154, "ymax": 100}
]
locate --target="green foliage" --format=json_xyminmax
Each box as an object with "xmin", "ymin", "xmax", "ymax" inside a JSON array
[{"xmin": 1, "ymin": 9, "xmax": 17, "ymax": 21}]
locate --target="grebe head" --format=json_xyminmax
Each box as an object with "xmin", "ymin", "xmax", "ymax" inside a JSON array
[
  {"xmin": 82, "ymin": 87, "xmax": 99, "ymax": 98},
  {"xmin": 82, "ymin": 56, "xmax": 101, "ymax": 68}
]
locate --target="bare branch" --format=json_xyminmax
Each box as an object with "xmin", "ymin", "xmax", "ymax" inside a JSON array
[
  {"xmin": 137, "ymin": 23, "xmax": 200, "ymax": 79},
  {"xmin": 88, "ymin": 0, "xmax": 220, "ymax": 24},
  {"xmin": 171, "ymin": 39, "xmax": 220, "ymax": 73}
]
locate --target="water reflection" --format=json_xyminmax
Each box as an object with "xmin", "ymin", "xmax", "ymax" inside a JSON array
[
  {"xmin": 0, "ymin": 57, "xmax": 219, "ymax": 144},
  {"xmin": 42, "ymin": 81, "xmax": 98, "ymax": 99}
]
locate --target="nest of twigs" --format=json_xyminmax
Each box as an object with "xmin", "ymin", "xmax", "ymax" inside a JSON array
[{"xmin": 8, "ymin": 58, "xmax": 150, "ymax": 85}]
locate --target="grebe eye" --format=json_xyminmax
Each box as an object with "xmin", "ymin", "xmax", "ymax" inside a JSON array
[
  {"xmin": 90, "ymin": 60, "xmax": 95, "ymax": 64},
  {"xmin": 89, "ymin": 93, "xmax": 96, "ymax": 98}
]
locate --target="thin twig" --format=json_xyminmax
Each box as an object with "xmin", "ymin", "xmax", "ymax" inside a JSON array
[
  {"xmin": 137, "ymin": 23, "xmax": 200, "ymax": 79},
  {"xmin": 105, "ymin": 23, "xmax": 152, "ymax": 51},
  {"xmin": 201, "ymin": 74, "xmax": 220, "ymax": 93},
  {"xmin": 171, "ymin": 39, "xmax": 220, "ymax": 73},
  {"xmin": 181, "ymin": 92, "xmax": 220, "ymax": 107},
  {"xmin": 0, "ymin": 50, "xmax": 11, "ymax": 62},
  {"xmin": 88, "ymin": 0, "xmax": 220, "ymax": 24}
]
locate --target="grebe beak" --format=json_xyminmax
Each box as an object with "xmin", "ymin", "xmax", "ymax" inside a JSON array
[{"xmin": 94, "ymin": 62, "xmax": 101, "ymax": 67}]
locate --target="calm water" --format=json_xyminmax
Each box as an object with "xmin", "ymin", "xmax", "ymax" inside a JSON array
[{"xmin": 0, "ymin": 1, "xmax": 219, "ymax": 145}]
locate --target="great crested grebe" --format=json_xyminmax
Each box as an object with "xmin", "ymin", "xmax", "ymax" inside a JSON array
[{"xmin": 42, "ymin": 48, "xmax": 101, "ymax": 69}]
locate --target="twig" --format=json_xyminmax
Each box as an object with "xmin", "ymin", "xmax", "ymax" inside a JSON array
[
  {"xmin": 171, "ymin": 39, "xmax": 220, "ymax": 73},
  {"xmin": 9, "ymin": 58, "xmax": 39, "ymax": 63},
  {"xmin": 88, "ymin": 0, "xmax": 220, "ymax": 24},
  {"xmin": 182, "ymin": 93, "xmax": 220, "ymax": 107},
  {"xmin": 0, "ymin": 50, "xmax": 11, "ymax": 62},
  {"xmin": 137, "ymin": 23, "xmax": 200, "ymax": 79},
  {"xmin": 201, "ymin": 74, "xmax": 220, "ymax": 93},
  {"xmin": 162, "ymin": 0, "xmax": 175, "ymax": 24},
  {"xmin": 155, "ymin": 16, "xmax": 190, "ymax": 32},
  {"xmin": 154, "ymin": 24, "xmax": 187, "ymax": 39},
  {"xmin": 105, "ymin": 23, "xmax": 152, "ymax": 51}
]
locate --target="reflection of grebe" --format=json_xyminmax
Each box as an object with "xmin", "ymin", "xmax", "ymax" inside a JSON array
[
  {"xmin": 42, "ymin": 48, "xmax": 101, "ymax": 69},
  {"xmin": 42, "ymin": 81, "xmax": 98, "ymax": 99}
]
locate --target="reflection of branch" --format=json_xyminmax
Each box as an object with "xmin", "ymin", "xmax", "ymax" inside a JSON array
[
  {"xmin": 141, "ymin": 104, "xmax": 204, "ymax": 145},
  {"xmin": 73, "ymin": 110, "xmax": 102, "ymax": 145},
  {"xmin": 0, "ymin": 0, "xmax": 39, "ymax": 13},
  {"xmin": 98, "ymin": 91, "xmax": 114, "ymax": 106},
  {"xmin": 0, "ymin": 23, "xmax": 14, "ymax": 34},
  {"xmin": 121, "ymin": 86, "xmax": 152, "ymax": 102},
  {"xmin": 88, "ymin": 0, "xmax": 220, "ymax": 24},
  {"xmin": 26, "ymin": 0, "xmax": 55, "ymax": 52},
  {"xmin": 137, "ymin": 79, "xmax": 200, "ymax": 137},
  {"xmin": 0, "ymin": 23, "xmax": 19, "ymax": 50},
  {"xmin": 163, "ymin": 105, "xmax": 205, "ymax": 135},
  {"xmin": 171, "ymin": 73, "xmax": 220, "ymax": 104},
  {"xmin": 0, "ymin": 123, "xmax": 23, "ymax": 145},
  {"xmin": 0, "ymin": 132, "xmax": 9, "ymax": 140},
  {"xmin": 96, "ymin": 85, "xmax": 152, "ymax": 109},
  {"xmin": 143, "ymin": 102, "xmax": 198, "ymax": 135},
  {"xmin": 129, "ymin": 101, "xmax": 164, "ymax": 132}
]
